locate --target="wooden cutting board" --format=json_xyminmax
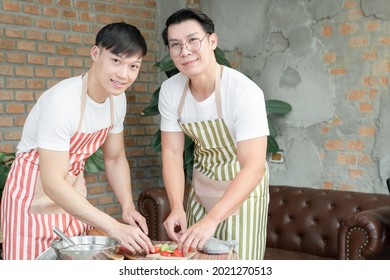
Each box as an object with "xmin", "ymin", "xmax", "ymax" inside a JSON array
[{"xmin": 145, "ymin": 250, "xmax": 198, "ymax": 260}]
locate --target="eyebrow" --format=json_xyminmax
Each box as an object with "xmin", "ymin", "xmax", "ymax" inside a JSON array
[{"xmin": 168, "ymin": 32, "xmax": 200, "ymax": 42}]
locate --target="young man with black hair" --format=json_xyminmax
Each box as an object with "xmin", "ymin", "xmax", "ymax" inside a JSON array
[{"xmin": 1, "ymin": 22, "xmax": 154, "ymax": 260}]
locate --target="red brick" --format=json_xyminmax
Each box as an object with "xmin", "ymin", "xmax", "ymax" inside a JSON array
[
  {"xmin": 3, "ymin": 0, "xmax": 20, "ymax": 11},
  {"xmin": 17, "ymin": 41, "xmax": 36, "ymax": 52},
  {"xmin": 80, "ymin": 12, "xmax": 95, "ymax": 21},
  {"xmin": 73, "ymin": 23, "xmax": 89, "ymax": 32},
  {"xmin": 15, "ymin": 66, "xmax": 34, "ymax": 77},
  {"xmin": 62, "ymin": 9, "xmax": 77, "ymax": 19},
  {"xmin": 362, "ymin": 52, "xmax": 377, "ymax": 60},
  {"xmin": 5, "ymin": 28, "xmax": 23, "ymax": 38},
  {"xmin": 47, "ymin": 57, "xmax": 65, "ymax": 66},
  {"xmin": 6, "ymin": 103, "xmax": 25, "ymax": 113},
  {"xmin": 7, "ymin": 79, "xmax": 26, "ymax": 89},
  {"xmin": 35, "ymin": 68, "xmax": 53, "ymax": 77},
  {"xmin": 0, "ymin": 117, "xmax": 13, "ymax": 126},
  {"xmin": 0, "ymin": 65, "xmax": 13, "ymax": 76},
  {"xmin": 330, "ymin": 68, "xmax": 346, "ymax": 75},
  {"xmin": 43, "ymin": 7, "xmax": 60, "ymax": 17},
  {"xmin": 0, "ymin": 39, "xmax": 15, "ymax": 50},
  {"xmin": 358, "ymin": 126, "xmax": 376, "ymax": 136},
  {"xmin": 360, "ymin": 102, "xmax": 373, "ymax": 113},
  {"xmin": 27, "ymin": 55, "xmax": 46, "ymax": 65},
  {"xmin": 24, "ymin": 4, "xmax": 40, "ymax": 15},
  {"xmin": 359, "ymin": 154, "xmax": 373, "ymax": 165},
  {"xmin": 346, "ymin": 140, "xmax": 364, "ymax": 151},
  {"xmin": 36, "ymin": 19, "xmax": 53, "ymax": 29},
  {"xmin": 380, "ymin": 37, "xmax": 390, "ymax": 44},
  {"xmin": 323, "ymin": 52, "xmax": 336, "ymax": 63},
  {"xmin": 15, "ymin": 91, "xmax": 35, "ymax": 101},
  {"xmin": 366, "ymin": 21, "xmax": 381, "ymax": 32},
  {"xmin": 55, "ymin": 21, "xmax": 72, "ymax": 31},
  {"xmin": 38, "ymin": 43, "xmax": 56, "ymax": 54},
  {"xmin": 347, "ymin": 89, "xmax": 365, "ymax": 100},
  {"xmin": 47, "ymin": 32, "xmax": 64, "ymax": 42},
  {"xmin": 340, "ymin": 23, "xmax": 357, "ymax": 35},
  {"xmin": 15, "ymin": 116, "xmax": 27, "ymax": 126},
  {"xmin": 337, "ymin": 153, "xmax": 356, "ymax": 165},
  {"xmin": 349, "ymin": 37, "xmax": 368, "ymax": 48},
  {"xmin": 325, "ymin": 140, "xmax": 343, "ymax": 150},
  {"xmin": 27, "ymin": 79, "xmax": 45, "ymax": 89},
  {"xmin": 339, "ymin": 183, "xmax": 354, "ymax": 191},
  {"xmin": 26, "ymin": 30, "xmax": 44, "ymax": 41},
  {"xmin": 344, "ymin": 1, "xmax": 357, "ymax": 8},
  {"xmin": 66, "ymin": 58, "xmax": 83, "ymax": 67},
  {"xmin": 76, "ymin": 1, "xmax": 90, "ymax": 10}
]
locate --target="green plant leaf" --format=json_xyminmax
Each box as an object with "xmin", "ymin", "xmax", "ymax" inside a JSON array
[
  {"xmin": 157, "ymin": 54, "xmax": 177, "ymax": 72},
  {"xmin": 84, "ymin": 148, "xmax": 105, "ymax": 173},
  {"xmin": 268, "ymin": 120, "xmax": 277, "ymax": 138},
  {"xmin": 151, "ymin": 129, "xmax": 162, "ymax": 152},
  {"xmin": 215, "ymin": 47, "xmax": 232, "ymax": 67},
  {"xmin": 141, "ymin": 103, "xmax": 159, "ymax": 116},
  {"xmin": 267, "ymin": 136, "xmax": 279, "ymax": 154},
  {"xmin": 265, "ymin": 100, "xmax": 292, "ymax": 115}
]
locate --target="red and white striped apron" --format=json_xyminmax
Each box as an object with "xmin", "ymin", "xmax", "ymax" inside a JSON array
[{"xmin": 1, "ymin": 73, "xmax": 114, "ymax": 260}]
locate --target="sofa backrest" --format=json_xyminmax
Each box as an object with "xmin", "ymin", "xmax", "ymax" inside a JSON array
[{"xmin": 267, "ymin": 185, "xmax": 390, "ymax": 259}]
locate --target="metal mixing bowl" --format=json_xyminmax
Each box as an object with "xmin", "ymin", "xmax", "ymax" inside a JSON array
[{"xmin": 50, "ymin": 235, "xmax": 120, "ymax": 260}]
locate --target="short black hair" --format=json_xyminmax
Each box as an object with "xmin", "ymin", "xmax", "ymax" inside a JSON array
[
  {"xmin": 162, "ymin": 8, "xmax": 215, "ymax": 45},
  {"xmin": 95, "ymin": 22, "xmax": 147, "ymax": 57}
]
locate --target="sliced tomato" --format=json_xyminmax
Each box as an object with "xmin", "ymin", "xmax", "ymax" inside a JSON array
[
  {"xmin": 160, "ymin": 251, "xmax": 172, "ymax": 257},
  {"xmin": 153, "ymin": 245, "xmax": 160, "ymax": 253},
  {"xmin": 173, "ymin": 248, "xmax": 184, "ymax": 257}
]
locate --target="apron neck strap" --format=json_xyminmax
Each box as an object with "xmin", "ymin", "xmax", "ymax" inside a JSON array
[
  {"xmin": 177, "ymin": 64, "xmax": 222, "ymax": 120},
  {"xmin": 78, "ymin": 73, "xmax": 114, "ymax": 132}
]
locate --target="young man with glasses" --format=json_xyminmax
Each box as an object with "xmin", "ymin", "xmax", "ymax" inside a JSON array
[{"xmin": 158, "ymin": 8, "xmax": 270, "ymax": 260}]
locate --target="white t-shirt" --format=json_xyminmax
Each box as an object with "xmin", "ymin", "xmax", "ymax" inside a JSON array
[
  {"xmin": 17, "ymin": 75, "xmax": 126, "ymax": 153},
  {"xmin": 159, "ymin": 66, "xmax": 269, "ymax": 143}
]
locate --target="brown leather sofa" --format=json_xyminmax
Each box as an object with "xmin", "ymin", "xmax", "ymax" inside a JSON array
[{"xmin": 138, "ymin": 185, "xmax": 390, "ymax": 260}]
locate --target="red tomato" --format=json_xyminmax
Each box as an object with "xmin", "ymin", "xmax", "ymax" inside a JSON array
[
  {"xmin": 160, "ymin": 251, "xmax": 172, "ymax": 257},
  {"xmin": 173, "ymin": 248, "xmax": 184, "ymax": 257},
  {"xmin": 153, "ymin": 245, "xmax": 160, "ymax": 253}
]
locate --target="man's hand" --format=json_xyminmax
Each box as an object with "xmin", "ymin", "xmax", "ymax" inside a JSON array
[
  {"xmin": 163, "ymin": 209, "xmax": 187, "ymax": 242},
  {"xmin": 122, "ymin": 208, "xmax": 149, "ymax": 235}
]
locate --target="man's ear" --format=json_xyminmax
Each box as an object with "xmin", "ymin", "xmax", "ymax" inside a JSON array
[
  {"xmin": 209, "ymin": 33, "xmax": 218, "ymax": 50},
  {"xmin": 91, "ymin": 46, "xmax": 100, "ymax": 60}
]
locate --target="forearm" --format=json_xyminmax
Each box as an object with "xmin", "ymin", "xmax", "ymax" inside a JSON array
[
  {"xmin": 162, "ymin": 154, "xmax": 186, "ymax": 212},
  {"xmin": 207, "ymin": 165, "xmax": 265, "ymax": 223},
  {"xmin": 104, "ymin": 154, "xmax": 135, "ymax": 210},
  {"xmin": 44, "ymin": 178, "xmax": 118, "ymax": 231}
]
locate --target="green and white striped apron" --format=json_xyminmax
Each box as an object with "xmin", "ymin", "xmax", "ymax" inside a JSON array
[{"xmin": 177, "ymin": 65, "xmax": 269, "ymax": 260}]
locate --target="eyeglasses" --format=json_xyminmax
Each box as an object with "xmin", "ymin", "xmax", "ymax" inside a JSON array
[{"xmin": 166, "ymin": 33, "xmax": 209, "ymax": 57}]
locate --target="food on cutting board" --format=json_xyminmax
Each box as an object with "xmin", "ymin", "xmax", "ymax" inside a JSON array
[{"xmin": 151, "ymin": 243, "xmax": 186, "ymax": 258}]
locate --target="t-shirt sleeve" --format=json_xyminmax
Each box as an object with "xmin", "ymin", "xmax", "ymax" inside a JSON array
[
  {"xmin": 159, "ymin": 82, "xmax": 183, "ymax": 132},
  {"xmin": 110, "ymin": 94, "xmax": 126, "ymax": 134},
  {"xmin": 37, "ymin": 95, "xmax": 75, "ymax": 151},
  {"xmin": 234, "ymin": 85, "xmax": 269, "ymax": 142}
]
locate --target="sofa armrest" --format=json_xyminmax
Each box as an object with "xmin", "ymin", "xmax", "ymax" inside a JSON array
[
  {"xmin": 338, "ymin": 206, "xmax": 390, "ymax": 259},
  {"xmin": 138, "ymin": 187, "xmax": 172, "ymax": 241}
]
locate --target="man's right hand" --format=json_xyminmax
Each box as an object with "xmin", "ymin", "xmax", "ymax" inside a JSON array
[{"xmin": 163, "ymin": 209, "xmax": 187, "ymax": 242}]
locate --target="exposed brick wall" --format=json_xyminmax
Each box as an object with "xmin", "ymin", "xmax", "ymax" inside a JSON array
[
  {"xmin": 317, "ymin": 0, "xmax": 389, "ymax": 192},
  {"xmin": 0, "ymin": 0, "xmax": 161, "ymax": 219}
]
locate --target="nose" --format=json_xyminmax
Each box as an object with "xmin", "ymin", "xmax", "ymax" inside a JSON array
[
  {"xmin": 179, "ymin": 43, "xmax": 191, "ymax": 56},
  {"xmin": 118, "ymin": 65, "xmax": 128, "ymax": 78}
]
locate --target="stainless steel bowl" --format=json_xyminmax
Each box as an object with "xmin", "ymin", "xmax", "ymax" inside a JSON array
[{"xmin": 50, "ymin": 235, "xmax": 120, "ymax": 260}]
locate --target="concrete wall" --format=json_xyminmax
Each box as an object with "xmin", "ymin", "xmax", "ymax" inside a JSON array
[{"xmin": 161, "ymin": 0, "xmax": 390, "ymax": 193}]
